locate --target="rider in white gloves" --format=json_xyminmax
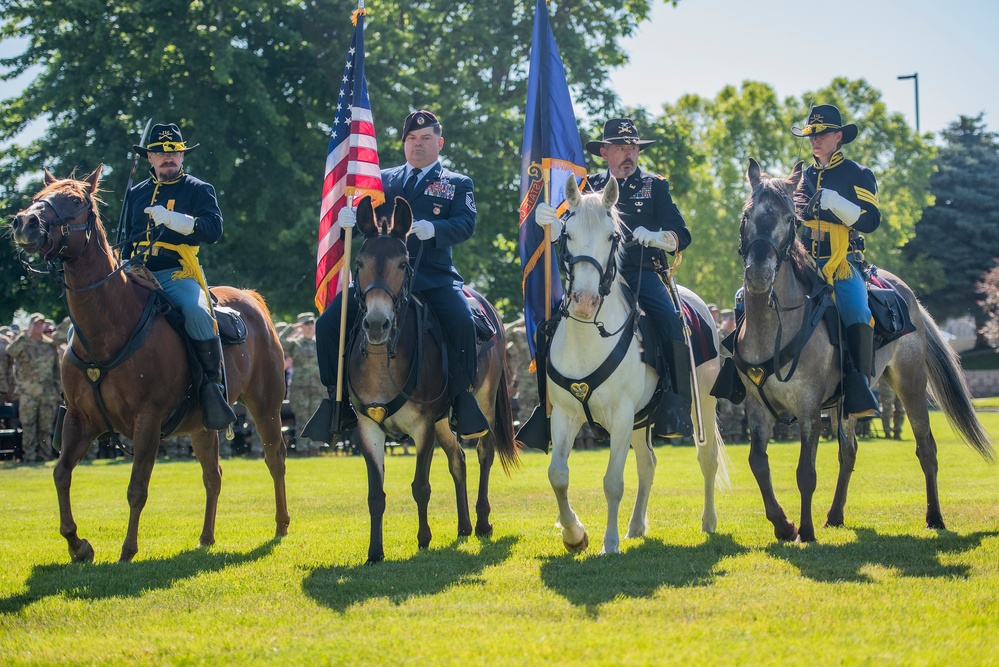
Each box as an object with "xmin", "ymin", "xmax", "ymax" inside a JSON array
[
  {"xmin": 791, "ymin": 103, "xmax": 882, "ymax": 418},
  {"xmin": 145, "ymin": 205, "xmax": 195, "ymax": 235},
  {"xmin": 337, "ymin": 205, "xmax": 356, "ymax": 228},
  {"xmin": 534, "ymin": 201, "xmax": 563, "ymax": 238},
  {"xmin": 121, "ymin": 122, "xmax": 236, "ymax": 430}
]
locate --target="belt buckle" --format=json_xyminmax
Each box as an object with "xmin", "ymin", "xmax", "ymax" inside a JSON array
[{"xmin": 151, "ymin": 246, "xmax": 160, "ymax": 256}]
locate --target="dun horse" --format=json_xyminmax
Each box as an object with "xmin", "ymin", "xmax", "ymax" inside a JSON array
[
  {"xmin": 542, "ymin": 175, "xmax": 728, "ymax": 555},
  {"xmin": 10, "ymin": 166, "xmax": 289, "ymax": 562},
  {"xmin": 349, "ymin": 196, "xmax": 519, "ymax": 564},
  {"xmin": 735, "ymin": 158, "xmax": 993, "ymax": 541}
]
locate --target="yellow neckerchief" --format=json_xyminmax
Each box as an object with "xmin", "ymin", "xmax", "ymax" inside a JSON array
[
  {"xmin": 804, "ymin": 151, "xmax": 852, "ymax": 285},
  {"xmin": 137, "ymin": 170, "xmax": 217, "ymax": 334}
]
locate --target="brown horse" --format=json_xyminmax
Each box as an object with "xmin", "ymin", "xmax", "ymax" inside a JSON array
[
  {"xmin": 349, "ymin": 195, "xmax": 519, "ymax": 564},
  {"xmin": 736, "ymin": 158, "xmax": 993, "ymax": 542},
  {"xmin": 10, "ymin": 166, "xmax": 289, "ymax": 562}
]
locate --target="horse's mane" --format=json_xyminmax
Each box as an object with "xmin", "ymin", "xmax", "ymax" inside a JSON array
[
  {"xmin": 742, "ymin": 172, "xmax": 812, "ymax": 279},
  {"xmin": 35, "ymin": 174, "xmax": 105, "ymax": 212},
  {"xmin": 573, "ymin": 189, "xmax": 628, "ymax": 268}
]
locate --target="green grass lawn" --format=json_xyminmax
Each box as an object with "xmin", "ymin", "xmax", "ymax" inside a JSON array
[{"xmin": 1, "ymin": 410, "xmax": 997, "ymax": 666}]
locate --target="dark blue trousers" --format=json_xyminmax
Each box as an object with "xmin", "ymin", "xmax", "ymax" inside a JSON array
[{"xmin": 620, "ymin": 268, "xmax": 683, "ymax": 345}]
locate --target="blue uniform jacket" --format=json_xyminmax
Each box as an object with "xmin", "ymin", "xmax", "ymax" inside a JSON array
[
  {"xmin": 797, "ymin": 151, "xmax": 881, "ymax": 234},
  {"xmin": 376, "ymin": 162, "xmax": 475, "ymax": 292},
  {"xmin": 585, "ymin": 168, "xmax": 691, "ymax": 271},
  {"xmin": 123, "ymin": 170, "xmax": 224, "ymax": 272}
]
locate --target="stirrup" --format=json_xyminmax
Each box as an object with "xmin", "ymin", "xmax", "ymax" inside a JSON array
[{"xmin": 515, "ymin": 404, "xmax": 551, "ymax": 454}]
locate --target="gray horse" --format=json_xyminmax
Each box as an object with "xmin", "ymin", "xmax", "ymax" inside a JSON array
[{"xmin": 734, "ymin": 157, "xmax": 993, "ymax": 542}]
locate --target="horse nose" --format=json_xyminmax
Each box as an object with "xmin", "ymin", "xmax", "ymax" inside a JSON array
[{"xmin": 571, "ymin": 292, "xmax": 598, "ymax": 309}]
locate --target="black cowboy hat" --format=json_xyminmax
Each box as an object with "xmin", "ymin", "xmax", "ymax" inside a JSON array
[
  {"xmin": 402, "ymin": 110, "xmax": 441, "ymax": 138},
  {"xmin": 585, "ymin": 118, "xmax": 656, "ymax": 156},
  {"xmin": 133, "ymin": 123, "xmax": 200, "ymax": 157},
  {"xmin": 790, "ymin": 104, "xmax": 858, "ymax": 144}
]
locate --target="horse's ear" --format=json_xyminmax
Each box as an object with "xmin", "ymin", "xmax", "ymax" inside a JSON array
[
  {"xmin": 601, "ymin": 176, "xmax": 619, "ymax": 210},
  {"xmin": 787, "ymin": 160, "xmax": 804, "ymax": 193},
  {"xmin": 565, "ymin": 173, "xmax": 581, "ymax": 209},
  {"xmin": 747, "ymin": 158, "xmax": 762, "ymax": 190},
  {"xmin": 83, "ymin": 164, "xmax": 103, "ymax": 194},
  {"xmin": 43, "ymin": 168, "xmax": 57, "ymax": 186},
  {"xmin": 355, "ymin": 196, "xmax": 378, "ymax": 238},
  {"xmin": 390, "ymin": 196, "xmax": 413, "ymax": 240}
]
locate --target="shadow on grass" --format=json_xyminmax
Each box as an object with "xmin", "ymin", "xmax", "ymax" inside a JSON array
[
  {"xmin": 0, "ymin": 537, "xmax": 280, "ymax": 615},
  {"xmin": 766, "ymin": 527, "xmax": 999, "ymax": 582},
  {"xmin": 302, "ymin": 535, "xmax": 517, "ymax": 613},
  {"xmin": 540, "ymin": 533, "xmax": 745, "ymax": 611}
]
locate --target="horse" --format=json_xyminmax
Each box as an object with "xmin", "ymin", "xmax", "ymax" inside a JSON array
[
  {"xmin": 735, "ymin": 157, "xmax": 993, "ymax": 542},
  {"xmin": 9, "ymin": 166, "xmax": 290, "ymax": 562},
  {"xmin": 543, "ymin": 175, "xmax": 728, "ymax": 555},
  {"xmin": 348, "ymin": 195, "xmax": 519, "ymax": 564}
]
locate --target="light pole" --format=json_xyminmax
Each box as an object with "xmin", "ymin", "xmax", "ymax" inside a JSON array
[{"xmin": 897, "ymin": 73, "xmax": 920, "ymax": 134}]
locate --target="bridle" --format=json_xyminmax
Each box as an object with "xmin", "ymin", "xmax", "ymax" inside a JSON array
[
  {"xmin": 15, "ymin": 187, "xmax": 152, "ymax": 293},
  {"xmin": 557, "ymin": 210, "xmax": 634, "ymax": 338},
  {"xmin": 354, "ymin": 233, "xmax": 414, "ymax": 359},
  {"xmin": 738, "ymin": 183, "xmax": 799, "ymax": 304}
]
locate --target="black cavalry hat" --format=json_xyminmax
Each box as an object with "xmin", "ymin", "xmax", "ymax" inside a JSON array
[
  {"xmin": 133, "ymin": 123, "xmax": 200, "ymax": 157},
  {"xmin": 790, "ymin": 104, "xmax": 858, "ymax": 144},
  {"xmin": 585, "ymin": 118, "xmax": 656, "ymax": 156},
  {"xmin": 402, "ymin": 110, "xmax": 441, "ymax": 138}
]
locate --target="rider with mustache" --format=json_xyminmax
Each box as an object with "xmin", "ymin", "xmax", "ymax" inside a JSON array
[
  {"xmin": 122, "ymin": 122, "xmax": 237, "ymax": 430},
  {"xmin": 534, "ymin": 118, "xmax": 694, "ymax": 441}
]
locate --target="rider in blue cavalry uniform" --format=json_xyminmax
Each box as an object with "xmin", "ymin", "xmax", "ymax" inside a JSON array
[
  {"xmin": 122, "ymin": 122, "xmax": 237, "ymax": 430},
  {"xmin": 792, "ymin": 104, "xmax": 881, "ymax": 417},
  {"xmin": 524, "ymin": 118, "xmax": 694, "ymax": 444},
  {"xmin": 313, "ymin": 110, "xmax": 490, "ymax": 441}
]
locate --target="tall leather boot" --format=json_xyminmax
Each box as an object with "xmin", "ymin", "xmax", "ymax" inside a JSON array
[
  {"xmin": 843, "ymin": 323, "xmax": 880, "ymax": 418},
  {"xmin": 514, "ymin": 327, "xmax": 552, "ymax": 453},
  {"xmin": 302, "ymin": 385, "xmax": 356, "ymax": 444},
  {"xmin": 652, "ymin": 340, "xmax": 694, "ymax": 440},
  {"xmin": 192, "ymin": 337, "xmax": 238, "ymax": 430},
  {"xmin": 448, "ymin": 362, "xmax": 488, "ymax": 440}
]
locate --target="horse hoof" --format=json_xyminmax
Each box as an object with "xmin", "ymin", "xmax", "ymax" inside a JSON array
[
  {"xmin": 824, "ymin": 515, "xmax": 844, "ymax": 528},
  {"xmin": 70, "ymin": 540, "xmax": 95, "ymax": 563},
  {"xmin": 927, "ymin": 518, "xmax": 946, "ymax": 531},
  {"xmin": 564, "ymin": 532, "xmax": 589, "ymax": 553},
  {"xmin": 475, "ymin": 522, "xmax": 493, "ymax": 538},
  {"xmin": 775, "ymin": 522, "xmax": 798, "ymax": 542},
  {"xmin": 457, "ymin": 525, "xmax": 473, "ymax": 538},
  {"xmin": 796, "ymin": 528, "xmax": 816, "ymax": 543},
  {"xmin": 275, "ymin": 524, "xmax": 289, "ymax": 538},
  {"xmin": 365, "ymin": 555, "xmax": 384, "ymax": 565}
]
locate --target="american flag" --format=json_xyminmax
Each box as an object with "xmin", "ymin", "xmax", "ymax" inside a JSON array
[{"xmin": 315, "ymin": 7, "xmax": 385, "ymax": 311}]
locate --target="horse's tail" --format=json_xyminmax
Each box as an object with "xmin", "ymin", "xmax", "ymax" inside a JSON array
[
  {"xmin": 493, "ymin": 363, "xmax": 521, "ymax": 475},
  {"xmin": 920, "ymin": 302, "xmax": 994, "ymax": 462}
]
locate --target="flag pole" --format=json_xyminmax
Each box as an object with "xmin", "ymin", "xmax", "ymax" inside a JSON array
[
  {"xmin": 542, "ymin": 170, "xmax": 552, "ymax": 417},
  {"xmin": 335, "ymin": 194, "xmax": 354, "ymax": 404}
]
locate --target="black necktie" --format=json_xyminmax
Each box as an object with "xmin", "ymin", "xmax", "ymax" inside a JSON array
[{"xmin": 403, "ymin": 168, "xmax": 421, "ymax": 199}]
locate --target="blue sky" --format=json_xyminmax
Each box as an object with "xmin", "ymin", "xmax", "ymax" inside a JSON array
[
  {"xmin": 2, "ymin": 1, "xmax": 997, "ymax": 141},
  {"xmin": 612, "ymin": 0, "xmax": 998, "ymax": 137}
]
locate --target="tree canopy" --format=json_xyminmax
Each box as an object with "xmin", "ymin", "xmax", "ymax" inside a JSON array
[
  {"xmin": 1, "ymin": 2, "xmax": 938, "ymax": 328},
  {"xmin": 904, "ymin": 114, "xmax": 999, "ymax": 327}
]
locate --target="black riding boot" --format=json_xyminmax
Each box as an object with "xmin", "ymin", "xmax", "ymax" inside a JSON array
[
  {"xmin": 844, "ymin": 323, "xmax": 880, "ymax": 418},
  {"xmin": 453, "ymin": 391, "xmax": 489, "ymax": 440},
  {"xmin": 301, "ymin": 386, "xmax": 357, "ymax": 444},
  {"xmin": 652, "ymin": 340, "xmax": 694, "ymax": 440},
  {"xmin": 192, "ymin": 337, "xmax": 238, "ymax": 430}
]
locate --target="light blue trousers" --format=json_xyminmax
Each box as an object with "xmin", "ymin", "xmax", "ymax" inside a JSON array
[
  {"xmin": 818, "ymin": 257, "xmax": 872, "ymax": 327},
  {"xmin": 153, "ymin": 268, "xmax": 215, "ymax": 340}
]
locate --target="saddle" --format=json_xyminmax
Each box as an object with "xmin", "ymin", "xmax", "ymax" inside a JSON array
[{"xmin": 711, "ymin": 263, "xmax": 916, "ymax": 422}]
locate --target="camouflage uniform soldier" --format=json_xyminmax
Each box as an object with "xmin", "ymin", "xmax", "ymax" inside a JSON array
[
  {"xmin": 281, "ymin": 312, "xmax": 325, "ymax": 455},
  {"xmin": 878, "ymin": 377, "xmax": 905, "ymax": 440},
  {"xmin": 8, "ymin": 313, "xmax": 60, "ymax": 462},
  {"xmin": 0, "ymin": 325, "xmax": 16, "ymax": 402}
]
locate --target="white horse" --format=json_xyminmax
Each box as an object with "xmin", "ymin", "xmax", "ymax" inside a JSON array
[{"xmin": 546, "ymin": 175, "xmax": 728, "ymax": 555}]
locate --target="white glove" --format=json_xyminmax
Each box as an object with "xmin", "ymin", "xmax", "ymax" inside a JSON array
[
  {"xmin": 337, "ymin": 206, "xmax": 356, "ymax": 229},
  {"xmin": 534, "ymin": 202, "xmax": 564, "ymax": 237},
  {"xmin": 411, "ymin": 219, "xmax": 436, "ymax": 240},
  {"xmin": 819, "ymin": 188, "xmax": 861, "ymax": 226},
  {"xmin": 632, "ymin": 226, "xmax": 678, "ymax": 252},
  {"xmin": 144, "ymin": 206, "xmax": 195, "ymax": 235}
]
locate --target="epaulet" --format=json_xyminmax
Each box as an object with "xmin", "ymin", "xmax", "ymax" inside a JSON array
[{"xmin": 651, "ymin": 173, "xmax": 667, "ymax": 181}]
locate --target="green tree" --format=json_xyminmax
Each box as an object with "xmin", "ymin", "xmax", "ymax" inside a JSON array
[
  {"xmin": 904, "ymin": 114, "xmax": 999, "ymax": 328},
  {"xmin": 1, "ymin": 0, "xmax": 655, "ymax": 323}
]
